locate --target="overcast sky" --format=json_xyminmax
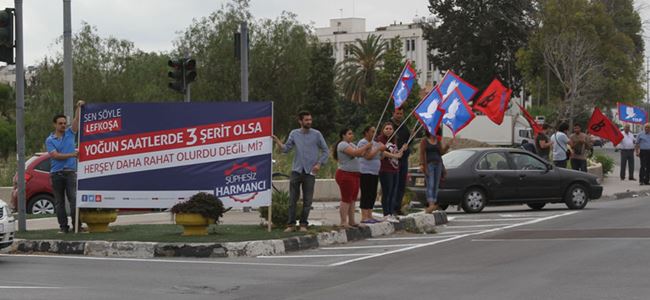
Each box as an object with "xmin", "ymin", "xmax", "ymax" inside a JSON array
[
  {"xmin": 0, "ymin": 0, "xmax": 648, "ymax": 67},
  {"xmin": 0, "ymin": 0, "xmax": 431, "ymax": 66}
]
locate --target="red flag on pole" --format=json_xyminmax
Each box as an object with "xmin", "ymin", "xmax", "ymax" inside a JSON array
[
  {"xmin": 516, "ymin": 102, "xmax": 543, "ymax": 136},
  {"xmin": 473, "ymin": 78, "xmax": 511, "ymax": 125},
  {"xmin": 588, "ymin": 107, "xmax": 624, "ymax": 146}
]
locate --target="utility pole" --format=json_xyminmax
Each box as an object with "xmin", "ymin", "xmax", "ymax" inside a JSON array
[
  {"xmin": 63, "ymin": 0, "xmax": 73, "ymax": 121},
  {"xmin": 240, "ymin": 22, "xmax": 248, "ymax": 102},
  {"xmin": 15, "ymin": 0, "xmax": 25, "ymax": 231}
]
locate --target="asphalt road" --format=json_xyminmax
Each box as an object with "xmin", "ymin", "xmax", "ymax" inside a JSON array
[{"xmin": 2, "ymin": 197, "xmax": 650, "ymax": 300}]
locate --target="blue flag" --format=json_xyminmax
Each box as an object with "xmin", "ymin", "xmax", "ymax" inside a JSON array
[
  {"xmin": 415, "ymin": 87, "xmax": 445, "ymax": 136},
  {"xmin": 438, "ymin": 70, "xmax": 478, "ymax": 103},
  {"xmin": 441, "ymin": 89, "xmax": 475, "ymax": 136},
  {"xmin": 392, "ymin": 61, "xmax": 417, "ymax": 108},
  {"xmin": 617, "ymin": 102, "xmax": 647, "ymax": 124}
]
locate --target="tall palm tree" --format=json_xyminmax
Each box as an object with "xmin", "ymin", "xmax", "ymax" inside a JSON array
[{"xmin": 336, "ymin": 34, "xmax": 388, "ymax": 104}]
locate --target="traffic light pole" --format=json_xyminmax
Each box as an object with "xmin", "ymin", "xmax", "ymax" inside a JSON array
[
  {"xmin": 240, "ymin": 22, "xmax": 248, "ymax": 102},
  {"xmin": 63, "ymin": 0, "xmax": 73, "ymax": 121},
  {"xmin": 15, "ymin": 0, "xmax": 26, "ymax": 232}
]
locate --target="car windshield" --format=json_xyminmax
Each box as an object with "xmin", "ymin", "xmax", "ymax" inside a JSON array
[{"xmin": 442, "ymin": 150, "xmax": 476, "ymax": 169}]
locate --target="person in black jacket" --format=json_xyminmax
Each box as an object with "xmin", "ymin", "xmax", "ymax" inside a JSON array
[{"xmin": 389, "ymin": 107, "xmax": 411, "ymax": 215}]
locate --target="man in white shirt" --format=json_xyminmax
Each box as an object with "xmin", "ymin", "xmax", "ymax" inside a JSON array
[
  {"xmin": 618, "ymin": 124, "xmax": 636, "ymax": 180},
  {"xmin": 551, "ymin": 123, "xmax": 570, "ymax": 168}
]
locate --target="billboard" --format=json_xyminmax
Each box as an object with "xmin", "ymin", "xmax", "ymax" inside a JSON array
[{"xmin": 76, "ymin": 102, "xmax": 273, "ymax": 209}]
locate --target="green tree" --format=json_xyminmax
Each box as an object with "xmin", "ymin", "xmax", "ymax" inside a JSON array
[
  {"xmin": 517, "ymin": 0, "xmax": 644, "ymax": 124},
  {"xmin": 336, "ymin": 34, "xmax": 388, "ymax": 104},
  {"xmin": 423, "ymin": 0, "xmax": 536, "ymax": 92},
  {"xmin": 302, "ymin": 42, "xmax": 338, "ymax": 140}
]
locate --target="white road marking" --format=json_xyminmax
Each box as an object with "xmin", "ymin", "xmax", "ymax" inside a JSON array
[
  {"xmin": 0, "ymin": 254, "xmax": 326, "ymax": 268},
  {"xmin": 329, "ymin": 211, "xmax": 579, "ymax": 266},
  {"xmin": 451, "ymin": 218, "xmax": 536, "ymax": 222},
  {"xmin": 0, "ymin": 286, "xmax": 62, "ymax": 289},
  {"xmin": 444, "ymin": 224, "xmax": 513, "ymax": 228},
  {"xmin": 473, "ymin": 237, "xmax": 650, "ymax": 242},
  {"xmin": 370, "ymin": 235, "xmax": 470, "ymax": 241},
  {"xmin": 257, "ymin": 254, "xmax": 373, "ymax": 258},
  {"xmin": 321, "ymin": 244, "xmax": 420, "ymax": 250}
]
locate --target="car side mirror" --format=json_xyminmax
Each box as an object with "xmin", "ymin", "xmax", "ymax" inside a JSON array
[{"xmin": 546, "ymin": 163, "xmax": 553, "ymax": 171}]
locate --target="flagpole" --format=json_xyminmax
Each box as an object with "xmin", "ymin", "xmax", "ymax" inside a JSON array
[
  {"xmin": 406, "ymin": 122, "xmax": 423, "ymax": 145},
  {"xmin": 372, "ymin": 60, "xmax": 410, "ymax": 141}
]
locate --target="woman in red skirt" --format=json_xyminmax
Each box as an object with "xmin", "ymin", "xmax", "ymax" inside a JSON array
[{"xmin": 333, "ymin": 128, "xmax": 372, "ymax": 228}]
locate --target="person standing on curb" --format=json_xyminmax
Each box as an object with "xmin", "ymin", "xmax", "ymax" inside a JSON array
[
  {"xmin": 389, "ymin": 107, "xmax": 411, "ymax": 215},
  {"xmin": 333, "ymin": 128, "xmax": 372, "ymax": 228},
  {"xmin": 377, "ymin": 122, "xmax": 406, "ymax": 223},
  {"xmin": 535, "ymin": 124, "xmax": 553, "ymax": 162},
  {"xmin": 551, "ymin": 123, "xmax": 570, "ymax": 168},
  {"xmin": 357, "ymin": 126, "xmax": 386, "ymax": 224},
  {"xmin": 272, "ymin": 111, "xmax": 329, "ymax": 232},
  {"xmin": 635, "ymin": 123, "xmax": 650, "ymax": 185},
  {"xmin": 618, "ymin": 124, "xmax": 636, "ymax": 181},
  {"xmin": 46, "ymin": 100, "xmax": 84, "ymax": 234},
  {"xmin": 569, "ymin": 124, "xmax": 592, "ymax": 172},
  {"xmin": 419, "ymin": 129, "xmax": 450, "ymax": 214}
]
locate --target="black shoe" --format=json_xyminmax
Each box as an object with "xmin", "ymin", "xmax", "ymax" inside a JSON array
[
  {"xmin": 641, "ymin": 182, "xmax": 646, "ymax": 186},
  {"xmin": 629, "ymin": 178, "xmax": 636, "ymax": 181},
  {"xmin": 621, "ymin": 177, "xmax": 626, "ymax": 180}
]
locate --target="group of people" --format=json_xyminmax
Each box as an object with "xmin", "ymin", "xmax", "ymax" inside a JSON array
[
  {"xmin": 530, "ymin": 123, "xmax": 593, "ymax": 172},
  {"xmin": 273, "ymin": 108, "xmax": 450, "ymax": 231},
  {"xmin": 618, "ymin": 123, "xmax": 650, "ymax": 185}
]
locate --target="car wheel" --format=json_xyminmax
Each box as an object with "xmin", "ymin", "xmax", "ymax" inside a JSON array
[
  {"xmin": 461, "ymin": 188, "xmax": 486, "ymax": 213},
  {"xmin": 28, "ymin": 195, "xmax": 56, "ymax": 215},
  {"xmin": 564, "ymin": 184, "xmax": 588, "ymax": 210},
  {"xmin": 527, "ymin": 203, "xmax": 546, "ymax": 210}
]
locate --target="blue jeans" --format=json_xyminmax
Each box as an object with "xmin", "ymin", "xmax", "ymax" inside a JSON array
[
  {"xmin": 426, "ymin": 163, "xmax": 442, "ymax": 204},
  {"xmin": 288, "ymin": 171, "xmax": 315, "ymax": 226},
  {"xmin": 395, "ymin": 149, "xmax": 410, "ymax": 212},
  {"xmin": 379, "ymin": 172, "xmax": 399, "ymax": 216},
  {"xmin": 50, "ymin": 171, "xmax": 77, "ymax": 231}
]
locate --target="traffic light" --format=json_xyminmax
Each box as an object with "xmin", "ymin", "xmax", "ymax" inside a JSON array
[
  {"xmin": 168, "ymin": 59, "xmax": 184, "ymax": 93},
  {"xmin": 0, "ymin": 8, "xmax": 14, "ymax": 64},
  {"xmin": 185, "ymin": 59, "xmax": 196, "ymax": 84},
  {"xmin": 167, "ymin": 58, "xmax": 197, "ymax": 94}
]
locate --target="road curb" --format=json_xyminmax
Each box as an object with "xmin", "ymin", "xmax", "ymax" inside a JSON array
[{"xmin": 9, "ymin": 211, "xmax": 447, "ymax": 258}]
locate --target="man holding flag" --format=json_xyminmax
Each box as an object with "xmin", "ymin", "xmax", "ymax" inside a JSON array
[{"xmin": 389, "ymin": 107, "xmax": 412, "ymax": 215}]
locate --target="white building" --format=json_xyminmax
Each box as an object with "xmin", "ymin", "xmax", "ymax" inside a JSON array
[
  {"xmin": 315, "ymin": 17, "xmax": 441, "ymax": 91},
  {"xmin": 0, "ymin": 64, "xmax": 36, "ymax": 88}
]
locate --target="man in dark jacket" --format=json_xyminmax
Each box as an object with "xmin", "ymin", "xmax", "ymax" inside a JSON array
[{"xmin": 389, "ymin": 107, "xmax": 411, "ymax": 215}]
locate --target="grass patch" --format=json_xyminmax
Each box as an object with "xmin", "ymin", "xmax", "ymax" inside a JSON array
[
  {"xmin": 12, "ymin": 213, "xmax": 57, "ymax": 220},
  {"xmin": 15, "ymin": 224, "xmax": 337, "ymax": 243}
]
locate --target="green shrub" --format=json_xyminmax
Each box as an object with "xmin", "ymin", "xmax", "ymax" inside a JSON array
[
  {"xmin": 171, "ymin": 192, "xmax": 225, "ymax": 223},
  {"xmin": 593, "ymin": 153, "xmax": 614, "ymax": 174},
  {"xmin": 259, "ymin": 190, "xmax": 302, "ymax": 227}
]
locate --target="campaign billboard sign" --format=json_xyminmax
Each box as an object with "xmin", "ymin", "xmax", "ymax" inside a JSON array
[{"xmin": 77, "ymin": 102, "xmax": 273, "ymax": 209}]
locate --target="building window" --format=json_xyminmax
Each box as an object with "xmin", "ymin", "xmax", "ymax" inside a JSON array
[
  {"xmin": 344, "ymin": 44, "xmax": 352, "ymax": 59},
  {"xmin": 411, "ymin": 40, "xmax": 416, "ymax": 51}
]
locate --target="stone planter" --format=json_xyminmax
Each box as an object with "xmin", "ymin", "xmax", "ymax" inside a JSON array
[
  {"xmin": 80, "ymin": 210, "xmax": 118, "ymax": 233},
  {"xmin": 175, "ymin": 213, "xmax": 215, "ymax": 236}
]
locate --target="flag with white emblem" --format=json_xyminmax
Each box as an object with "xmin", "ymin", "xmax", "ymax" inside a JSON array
[
  {"xmin": 414, "ymin": 87, "xmax": 446, "ymax": 135},
  {"xmin": 391, "ymin": 61, "xmax": 417, "ymax": 108},
  {"xmin": 440, "ymin": 88, "xmax": 475, "ymax": 136}
]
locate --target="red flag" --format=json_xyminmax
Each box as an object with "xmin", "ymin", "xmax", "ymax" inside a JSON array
[
  {"xmin": 473, "ymin": 78, "xmax": 511, "ymax": 125},
  {"xmin": 588, "ymin": 107, "xmax": 624, "ymax": 146},
  {"xmin": 516, "ymin": 103, "xmax": 543, "ymax": 136}
]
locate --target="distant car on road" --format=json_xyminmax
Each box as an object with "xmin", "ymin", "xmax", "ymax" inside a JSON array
[
  {"xmin": 0, "ymin": 199, "xmax": 16, "ymax": 250},
  {"xmin": 11, "ymin": 153, "xmax": 55, "ymax": 215},
  {"xmin": 408, "ymin": 148, "xmax": 603, "ymax": 213}
]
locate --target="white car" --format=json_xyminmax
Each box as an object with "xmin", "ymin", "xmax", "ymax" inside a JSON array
[{"xmin": 0, "ymin": 199, "xmax": 16, "ymax": 250}]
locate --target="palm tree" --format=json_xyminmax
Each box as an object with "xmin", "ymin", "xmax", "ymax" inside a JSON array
[{"xmin": 336, "ymin": 34, "xmax": 388, "ymax": 104}]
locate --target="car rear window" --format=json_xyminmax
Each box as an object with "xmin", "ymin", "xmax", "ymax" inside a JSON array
[
  {"xmin": 34, "ymin": 159, "xmax": 50, "ymax": 172},
  {"xmin": 442, "ymin": 150, "xmax": 476, "ymax": 169}
]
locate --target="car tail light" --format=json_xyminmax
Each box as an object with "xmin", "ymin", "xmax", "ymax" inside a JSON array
[{"xmin": 25, "ymin": 173, "xmax": 33, "ymax": 182}]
